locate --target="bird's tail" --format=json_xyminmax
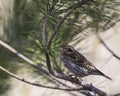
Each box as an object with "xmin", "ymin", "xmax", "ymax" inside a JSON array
[{"xmin": 93, "ymin": 70, "xmax": 112, "ymax": 81}]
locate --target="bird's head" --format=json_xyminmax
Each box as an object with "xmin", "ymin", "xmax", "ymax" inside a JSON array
[{"xmin": 58, "ymin": 45, "xmax": 74, "ymax": 54}]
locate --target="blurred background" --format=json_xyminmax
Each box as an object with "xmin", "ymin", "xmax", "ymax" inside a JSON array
[{"xmin": 0, "ymin": 0, "xmax": 120, "ymax": 96}]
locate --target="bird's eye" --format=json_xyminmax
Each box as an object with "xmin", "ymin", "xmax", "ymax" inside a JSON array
[
  {"xmin": 63, "ymin": 46, "xmax": 73, "ymax": 53},
  {"xmin": 64, "ymin": 47, "xmax": 68, "ymax": 50}
]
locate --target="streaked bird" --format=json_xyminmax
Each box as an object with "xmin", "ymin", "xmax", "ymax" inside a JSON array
[{"xmin": 59, "ymin": 45, "xmax": 112, "ymax": 80}]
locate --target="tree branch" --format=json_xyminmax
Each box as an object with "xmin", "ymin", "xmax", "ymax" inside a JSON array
[
  {"xmin": 0, "ymin": 40, "xmax": 49, "ymax": 75},
  {"xmin": 42, "ymin": 0, "xmax": 58, "ymax": 45},
  {"xmin": 0, "ymin": 66, "xmax": 82, "ymax": 91},
  {"xmin": 96, "ymin": 34, "xmax": 120, "ymax": 60}
]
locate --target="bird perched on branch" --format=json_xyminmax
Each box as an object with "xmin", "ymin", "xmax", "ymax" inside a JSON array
[{"xmin": 59, "ymin": 45, "xmax": 112, "ymax": 80}]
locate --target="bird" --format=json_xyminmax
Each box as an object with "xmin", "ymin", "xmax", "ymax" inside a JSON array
[{"xmin": 59, "ymin": 44, "xmax": 112, "ymax": 80}]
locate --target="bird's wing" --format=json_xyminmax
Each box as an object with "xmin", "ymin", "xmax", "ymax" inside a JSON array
[
  {"xmin": 69, "ymin": 50, "xmax": 97, "ymax": 71},
  {"xmin": 74, "ymin": 50, "xmax": 87, "ymax": 63},
  {"xmin": 83, "ymin": 61, "xmax": 97, "ymax": 72},
  {"xmin": 68, "ymin": 50, "xmax": 86, "ymax": 65}
]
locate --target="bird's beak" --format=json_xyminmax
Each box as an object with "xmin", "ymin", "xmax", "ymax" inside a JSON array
[{"xmin": 58, "ymin": 47, "xmax": 63, "ymax": 51}]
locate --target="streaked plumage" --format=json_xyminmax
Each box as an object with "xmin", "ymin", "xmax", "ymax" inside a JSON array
[{"xmin": 59, "ymin": 45, "xmax": 112, "ymax": 80}]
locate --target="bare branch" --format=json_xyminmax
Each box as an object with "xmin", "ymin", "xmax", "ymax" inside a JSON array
[
  {"xmin": 0, "ymin": 65, "xmax": 83, "ymax": 91},
  {"xmin": 0, "ymin": 40, "xmax": 49, "ymax": 75},
  {"xmin": 96, "ymin": 34, "xmax": 120, "ymax": 60},
  {"xmin": 42, "ymin": 0, "xmax": 58, "ymax": 45}
]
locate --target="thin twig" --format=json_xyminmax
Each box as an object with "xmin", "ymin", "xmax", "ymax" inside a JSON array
[
  {"xmin": 96, "ymin": 34, "xmax": 120, "ymax": 60},
  {"xmin": 0, "ymin": 66, "xmax": 82, "ymax": 91},
  {"xmin": 41, "ymin": 0, "xmax": 59, "ymax": 75},
  {"xmin": 42, "ymin": 0, "xmax": 59, "ymax": 75},
  {"xmin": 42, "ymin": 0, "xmax": 58, "ymax": 45}
]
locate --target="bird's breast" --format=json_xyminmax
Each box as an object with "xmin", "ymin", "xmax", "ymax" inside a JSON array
[{"xmin": 61, "ymin": 55, "xmax": 89, "ymax": 77}]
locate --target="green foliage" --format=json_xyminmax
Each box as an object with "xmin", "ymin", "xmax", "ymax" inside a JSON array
[
  {"xmin": 0, "ymin": 82, "xmax": 9, "ymax": 95},
  {"xmin": 0, "ymin": 48, "xmax": 16, "ymax": 94}
]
